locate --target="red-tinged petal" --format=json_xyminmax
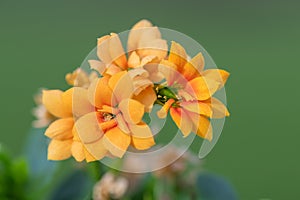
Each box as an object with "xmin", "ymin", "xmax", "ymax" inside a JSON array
[
  {"xmin": 42, "ymin": 90, "xmax": 72, "ymax": 118},
  {"xmin": 108, "ymin": 71, "xmax": 134, "ymax": 103},
  {"xmin": 168, "ymin": 41, "xmax": 187, "ymax": 72},
  {"xmin": 118, "ymin": 99, "xmax": 144, "ymax": 125},
  {"xmin": 180, "ymin": 101, "xmax": 212, "ymax": 118},
  {"xmin": 47, "ymin": 139, "xmax": 72, "ymax": 161},
  {"xmin": 129, "ymin": 123, "xmax": 155, "ymax": 150},
  {"xmin": 157, "ymin": 99, "xmax": 175, "ymax": 119},
  {"xmin": 102, "ymin": 127, "xmax": 131, "ymax": 158},
  {"xmin": 71, "ymin": 141, "xmax": 85, "ymax": 162},
  {"xmin": 45, "ymin": 118, "xmax": 74, "ymax": 140},
  {"xmin": 170, "ymin": 107, "xmax": 193, "ymax": 137},
  {"xmin": 187, "ymin": 77, "xmax": 220, "ymax": 100},
  {"xmin": 74, "ymin": 112, "xmax": 104, "ymax": 144}
]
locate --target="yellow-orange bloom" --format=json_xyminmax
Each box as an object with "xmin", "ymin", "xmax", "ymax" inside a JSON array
[
  {"xmin": 88, "ymin": 19, "xmax": 168, "ymax": 112},
  {"xmin": 157, "ymin": 42, "xmax": 230, "ymax": 140},
  {"xmin": 74, "ymin": 71, "xmax": 155, "ymax": 159}
]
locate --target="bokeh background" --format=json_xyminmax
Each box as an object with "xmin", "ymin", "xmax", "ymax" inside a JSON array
[{"xmin": 1, "ymin": 0, "xmax": 299, "ymax": 199}]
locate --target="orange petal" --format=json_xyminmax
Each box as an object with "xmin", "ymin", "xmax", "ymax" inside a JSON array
[
  {"xmin": 187, "ymin": 77, "xmax": 220, "ymax": 100},
  {"xmin": 128, "ymin": 19, "xmax": 153, "ymax": 53},
  {"xmin": 89, "ymin": 60, "xmax": 106, "ymax": 75},
  {"xmin": 158, "ymin": 60, "xmax": 180, "ymax": 86},
  {"xmin": 115, "ymin": 113, "xmax": 130, "ymax": 133},
  {"xmin": 137, "ymin": 38, "xmax": 168, "ymax": 60},
  {"xmin": 118, "ymin": 99, "xmax": 144, "ymax": 124},
  {"xmin": 74, "ymin": 112, "xmax": 104, "ymax": 144},
  {"xmin": 63, "ymin": 87, "xmax": 94, "ymax": 118},
  {"xmin": 71, "ymin": 141, "xmax": 85, "ymax": 162},
  {"xmin": 97, "ymin": 35, "xmax": 112, "ymax": 64},
  {"xmin": 108, "ymin": 71, "xmax": 134, "ymax": 103},
  {"xmin": 188, "ymin": 112, "xmax": 213, "ymax": 141},
  {"xmin": 128, "ymin": 51, "xmax": 141, "ymax": 68},
  {"xmin": 88, "ymin": 77, "xmax": 115, "ymax": 107},
  {"xmin": 129, "ymin": 123, "xmax": 155, "ymax": 150},
  {"xmin": 45, "ymin": 118, "xmax": 74, "ymax": 140},
  {"xmin": 109, "ymin": 33, "xmax": 127, "ymax": 69},
  {"xmin": 201, "ymin": 69, "xmax": 230, "ymax": 89},
  {"xmin": 168, "ymin": 41, "xmax": 187, "ymax": 72},
  {"xmin": 48, "ymin": 139, "xmax": 72, "ymax": 161},
  {"xmin": 170, "ymin": 107, "xmax": 193, "ymax": 137},
  {"xmin": 102, "ymin": 127, "xmax": 131, "ymax": 158},
  {"xmin": 105, "ymin": 64, "xmax": 123, "ymax": 76},
  {"xmin": 133, "ymin": 86, "xmax": 157, "ymax": 112},
  {"xmin": 204, "ymin": 97, "xmax": 230, "ymax": 118},
  {"xmin": 182, "ymin": 53, "xmax": 204, "ymax": 80},
  {"xmin": 84, "ymin": 138, "xmax": 108, "ymax": 160},
  {"xmin": 84, "ymin": 148, "xmax": 97, "ymax": 162},
  {"xmin": 180, "ymin": 101, "xmax": 212, "ymax": 118},
  {"xmin": 42, "ymin": 90, "xmax": 72, "ymax": 118},
  {"xmin": 157, "ymin": 99, "xmax": 175, "ymax": 119}
]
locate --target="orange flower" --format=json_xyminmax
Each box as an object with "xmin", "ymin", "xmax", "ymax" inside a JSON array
[
  {"xmin": 157, "ymin": 42, "xmax": 230, "ymax": 140},
  {"xmin": 74, "ymin": 71, "xmax": 155, "ymax": 159},
  {"xmin": 88, "ymin": 19, "xmax": 168, "ymax": 112},
  {"xmin": 42, "ymin": 86, "xmax": 99, "ymax": 162}
]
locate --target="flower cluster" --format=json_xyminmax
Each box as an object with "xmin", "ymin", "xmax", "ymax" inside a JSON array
[{"xmin": 34, "ymin": 19, "xmax": 230, "ymax": 162}]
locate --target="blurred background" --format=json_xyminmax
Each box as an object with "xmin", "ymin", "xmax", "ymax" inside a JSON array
[{"xmin": 0, "ymin": 0, "xmax": 299, "ymax": 199}]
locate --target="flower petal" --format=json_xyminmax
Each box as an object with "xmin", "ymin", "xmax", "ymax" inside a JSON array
[
  {"xmin": 186, "ymin": 77, "xmax": 220, "ymax": 101},
  {"xmin": 204, "ymin": 97, "xmax": 230, "ymax": 118},
  {"xmin": 118, "ymin": 99, "xmax": 144, "ymax": 124},
  {"xmin": 138, "ymin": 38, "xmax": 168, "ymax": 60},
  {"xmin": 97, "ymin": 35, "xmax": 112, "ymax": 64},
  {"xmin": 63, "ymin": 87, "xmax": 94, "ymax": 118},
  {"xmin": 129, "ymin": 122, "xmax": 155, "ymax": 150},
  {"xmin": 102, "ymin": 127, "xmax": 131, "ymax": 158},
  {"xmin": 45, "ymin": 118, "xmax": 74, "ymax": 140},
  {"xmin": 128, "ymin": 51, "xmax": 141, "ymax": 68},
  {"xmin": 170, "ymin": 107, "xmax": 193, "ymax": 137},
  {"xmin": 48, "ymin": 139, "xmax": 72, "ymax": 160},
  {"xmin": 188, "ymin": 112, "xmax": 212, "ymax": 141},
  {"xmin": 133, "ymin": 86, "xmax": 157, "ymax": 112},
  {"xmin": 71, "ymin": 141, "xmax": 85, "ymax": 162},
  {"xmin": 128, "ymin": 19, "xmax": 153, "ymax": 53},
  {"xmin": 89, "ymin": 60, "xmax": 106, "ymax": 75},
  {"xmin": 201, "ymin": 69, "xmax": 230, "ymax": 89},
  {"xmin": 88, "ymin": 77, "xmax": 115, "ymax": 107},
  {"xmin": 42, "ymin": 90, "xmax": 72, "ymax": 118},
  {"xmin": 180, "ymin": 101, "xmax": 212, "ymax": 117},
  {"xmin": 168, "ymin": 41, "xmax": 187, "ymax": 72},
  {"xmin": 84, "ymin": 138, "xmax": 108, "ymax": 160},
  {"xmin": 74, "ymin": 112, "xmax": 104, "ymax": 144},
  {"xmin": 108, "ymin": 72, "xmax": 134, "ymax": 103},
  {"xmin": 182, "ymin": 53, "xmax": 204, "ymax": 80},
  {"xmin": 109, "ymin": 33, "xmax": 127, "ymax": 69}
]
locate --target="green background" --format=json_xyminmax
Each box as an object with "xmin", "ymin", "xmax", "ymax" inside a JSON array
[{"xmin": 1, "ymin": 0, "xmax": 299, "ymax": 199}]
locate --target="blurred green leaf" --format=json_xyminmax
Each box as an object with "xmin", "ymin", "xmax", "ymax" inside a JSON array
[
  {"xmin": 50, "ymin": 169, "xmax": 93, "ymax": 200},
  {"xmin": 196, "ymin": 173, "xmax": 238, "ymax": 200}
]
